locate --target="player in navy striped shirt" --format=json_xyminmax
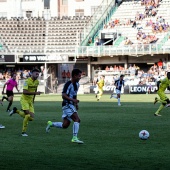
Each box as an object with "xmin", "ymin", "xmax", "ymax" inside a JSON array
[
  {"xmin": 110, "ymin": 75, "xmax": 125, "ymax": 106},
  {"xmin": 46, "ymin": 69, "xmax": 84, "ymax": 144}
]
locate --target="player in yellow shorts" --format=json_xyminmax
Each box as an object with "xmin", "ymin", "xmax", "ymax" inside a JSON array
[
  {"xmin": 9, "ymin": 68, "xmax": 41, "ymax": 136},
  {"xmin": 154, "ymin": 72, "xmax": 170, "ymax": 116},
  {"xmin": 96, "ymin": 75, "xmax": 105, "ymax": 101}
]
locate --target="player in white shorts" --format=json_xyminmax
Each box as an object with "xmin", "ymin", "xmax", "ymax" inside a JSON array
[
  {"xmin": 45, "ymin": 69, "xmax": 84, "ymax": 144},
  {"xmin": 110, "ymin": 75, "xmax": 125, "ymax": 106}
]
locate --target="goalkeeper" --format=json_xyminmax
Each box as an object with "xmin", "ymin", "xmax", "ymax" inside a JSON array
[{"xmin": 154, "ymin": 72, "xmax": 170, "ymax": 116}]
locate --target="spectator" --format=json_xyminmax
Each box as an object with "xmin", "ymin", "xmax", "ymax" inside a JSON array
[
  {"xmin": 62, "ymin": 70, "xmax": 66, "ymax": 83},
  {"xmin": 157, "ymin": 59, "xmax": 163, "ymax": 69},
  {"xmin": 66, "ymin": 70, "xmax": 71, "ymax": 82}
]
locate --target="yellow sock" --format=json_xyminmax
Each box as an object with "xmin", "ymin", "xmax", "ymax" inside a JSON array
[
  {"xmin": 155, "ymin": 104, "xmax": 164, "ymax": 114},
  {"xmin": 22, "ymin": 115, "xmax": 30, "ymax": 132},
  {"xmin": 157, "ymin": 98, "xmax": 167, "ymax": 104},
  {"xmin": 16, "ymin": 110, "xmax": 25, "ymax": 118}
]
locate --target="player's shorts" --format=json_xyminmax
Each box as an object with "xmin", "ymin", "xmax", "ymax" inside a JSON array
[
  {"xmin": 116, "ymin": 89, "xmax": 121, "ymax": 95},
  {"xmin": 6, "ymin": 90, "xmax": 14, "ymax": 97},
  {"xmin": 62, "ymin": 104, "xmax": 77, "ymax": 122},
  {"xmin": 20, "ymin": 99, "xmax": 34, "ymax": 113},
  {"xmin": 158, "ymin": 91, "xmax": 168, "ymax": 101},
  {"xmin": 98, "ymin": 88, "xmax": 103, "ymax": 94}
]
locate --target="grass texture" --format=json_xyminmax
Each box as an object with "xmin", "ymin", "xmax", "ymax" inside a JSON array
[{"xmin": 0, "ymin": 94, "xmax": 170, "ymax": 170}]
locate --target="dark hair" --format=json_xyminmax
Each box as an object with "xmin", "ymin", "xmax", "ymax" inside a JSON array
[
  {"xmin": 167, "ymin": 72, "xmax": 170, "ymax": 79},
  {"xmin": 32, "ymin": 68, "xmax": 40, "ymax": 73},
  {"xmin": 11, "ymin": 72, "xmax": 16, "ymax": 77},
  {"xmin": 72, "ymin": 69, "xmax": 82, "ymax": 77},
  {"xmin": 120, "ymin": 75, "xmax": 124, "ymax": 78}
]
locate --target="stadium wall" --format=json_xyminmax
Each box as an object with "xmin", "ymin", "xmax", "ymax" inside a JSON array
[
  {"xmin": 0, "ymin": 0, "xmax": 103, "ymax": 18},
  {"xmin": 90, "ymin": 85, "xmax": 170, "ymax": 94},
  {"xmin": 68, "ymin": 0, "xmax": 103, "ymax": 16}
]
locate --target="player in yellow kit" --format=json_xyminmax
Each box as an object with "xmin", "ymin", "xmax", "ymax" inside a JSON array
[
  {"xmin": 9, "ymin": 69, "xmax": 41, "ymax": 136},
  {"xmin": 154, "ymin": 72, "xmax": 170, "ymax": 116},
  {"xmin": 96, "ymin": 75, "xmax": 105, "ymax": 101}
]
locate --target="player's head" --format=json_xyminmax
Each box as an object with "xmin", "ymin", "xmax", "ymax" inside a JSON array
[
  {"xmin": 101, "ymin": 75, "xmax": 105, "ymax": 79},
  {"xmin": 72, "ymin": 69, "xmax": 82, "ymax": 82},
  {"xmin": 167, "ymin": 72, "xmax": 170, "ymax": 79},
  {"xmin": 11, "ymin": 73, "xmax": 17, "ymax": 80},
  {"xmin": 31, "ymin": 68, "xmax": 40, "ymax": 80},
  {"xmin": 120, "ymin": 75, "xmax": 124, "ymax": 80}
]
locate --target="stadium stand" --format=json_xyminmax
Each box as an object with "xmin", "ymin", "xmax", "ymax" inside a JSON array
[
  {"xmin": 46, "ymin": 16, "xmax": 91, "ymax": 53},
  {"xmin": 100, "ymin": 0, "xmax": 170, "ymax": 47},
  {"xmin": 0, "ymin": 17, "xmax": 46, "ymax": 53},
  {"xmin": 0, "ymin": 16, "xmax": 91, "ymax": 53}
]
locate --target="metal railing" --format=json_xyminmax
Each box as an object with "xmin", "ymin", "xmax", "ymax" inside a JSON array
[
  {"xmin": 80, "ymin": 0, "xmax": 116, "ymax": 46},
  {"xmin": 76, "ymin": 43, "xmax": 170, "ymax": 56},
  {"xmin": 0, "ymin": 43, "xmax": 170, "ymax": 56}
]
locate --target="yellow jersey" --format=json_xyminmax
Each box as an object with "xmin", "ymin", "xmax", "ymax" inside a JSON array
[
  {"xmin": 159, "ymin": 78, "xmax": 170, "ymax": 92},
  {"xmin": 97, "ymin": 79, "xmax": 105, "ymax": 89},
  {"xmin": 21, "ymin": 77, "xmax": 39, "ymax": 102}
]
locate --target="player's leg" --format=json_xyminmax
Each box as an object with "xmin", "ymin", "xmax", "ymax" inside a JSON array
[
  {"xmin": 111, "ymin": 89, "xmax": 119, "ymax": 100},
  {"xmin": 95, "ymin": 87, "xmax": 99, "ymax": 98},
  {"xmin": 71, "ymin": 112, "xmax": 80, "ymax": 137},
  {"xmin": 21, "ymin": 103, "xmax": 35, "ymax": 136},
  {"xmin": 154, "ymin": 92, "xmax": 167, "ymax": 116},
  {"xmin": 156, "ymin": 97, "xmax": 167, "ymax": 104},
  {"xmin": 114, "ymin": 89, "xmax": 121, "ymax": 105},
  {"xmin": 9, "ymin": 107, "xmax": 25, "ymax": 117},
  {"xmin": 97, "ymin": 88, "xmax": 103, "ymax": 101},
  {"xmin": 21, "ymin": 103, "xmax": 35, "ymax": 137},
  {"xmin": 6, "ymin": 94, "xmax": 13, "ymax": 112},
  {"xmin": 9, "ymin": 99, "xmax": 27, "ymax": 117},
  {"xmin": 154, "ymin": 91, "xmax": 167, "ymax": 104},
  {"xmin": 2, "ymin": 91, "xmax": 8, "ymax": 102},
  {"xmin": 95, "ymin": 91, "xmax": 98, "ymax": 98},
  {"xmin": 21, "ymin": 110, "xmax": 31, "ymax": 136},
  {"xmin": 165, "ymin": 98, "xmax": 170, "ymax": 107},
  {"xmin": 46, "ymin": 117, "xmax": 70, "ymax": 132},
  {"xmin": 117, "ymin": 93, "xmax": 121, "ymax": 106},
  {"xmin": 0, "ymin": 99, "xmax": 3, "ymax": 106},
  {"xmin": 154, "ymin": 104, "xmax": 164, "ymax": 116},
  {"xmin": 46, "ymin": 105, "xmax": 71, "ymax": 132},
  {"xmin": 110, "ymin": 87, "xmax": 115, "ymax": 99},
  {"xmin": 71, "ymin": 112, "xmax": 84, "ymax": 144}
]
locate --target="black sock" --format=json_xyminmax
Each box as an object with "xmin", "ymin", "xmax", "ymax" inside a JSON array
[{"xmin": 7, "ymin": 102, "xmax": 12, "ymax": 111}]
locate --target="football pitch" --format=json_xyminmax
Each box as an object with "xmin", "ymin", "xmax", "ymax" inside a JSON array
[{"xmin": 1, "ymin": 94, "xmax": 170, "ymax": 170}]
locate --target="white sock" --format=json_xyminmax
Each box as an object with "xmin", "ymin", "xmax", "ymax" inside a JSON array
[
  {"xmin": 73, "ymin": 122, "xmax": 79, "ymax": 137},
  {"xmin": 118, "ymin": 98, "xmax": 120, "ymax": 104},
  {"xmin": 53, "ymin": 122, "xmax": 63, "ymax": 128}
]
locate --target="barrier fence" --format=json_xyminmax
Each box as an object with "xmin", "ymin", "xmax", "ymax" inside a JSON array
[{"xmin": 0, "ymin": 43, "xmax": 170, "ymax": 57}]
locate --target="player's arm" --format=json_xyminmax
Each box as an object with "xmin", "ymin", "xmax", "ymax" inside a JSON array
[
  {"xmin": 62, "ymin": 93, "xmax": 79, "ymax": 104},
  {"xmin": 33, "ymin": 88, "xmax": 37, "ymax": 103},
  {"xmin": 123, "ymin": 81, "xmax": 125, "ymax": 87},
  {"xmin": 74, "ymin": 95, "xmax": 79, "ymax": 110},
  {"xmin": 114, "ymin": 80, "xmax": 118, "ymax": 88},
  {"xmin": 15, "ymin": 85, "xmax": 20, "ymax": 92},
  {"xmin": 23, "ymin": 79, "xmax": 41, "ymax": 95},
  {"xmin": 156, "ymin": 80, "xmax": 161, "ymax": 91},
  {"xmin": 23, "ymin": 89, "xmax": 41, "ymax": 95},
  {"xmin": 96, "ymin": 80, "xmax": 100, "ymax": 86}
]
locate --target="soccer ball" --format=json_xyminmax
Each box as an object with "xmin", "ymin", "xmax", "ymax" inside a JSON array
[{"xmin": 139, "ymin": 130, "xmax": 149, "ymax": 140}]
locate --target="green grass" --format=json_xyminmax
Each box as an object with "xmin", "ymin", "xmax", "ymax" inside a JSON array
[{"xmin": 1, "ymin": 94, "xmax": 170, "ymax": 170}]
